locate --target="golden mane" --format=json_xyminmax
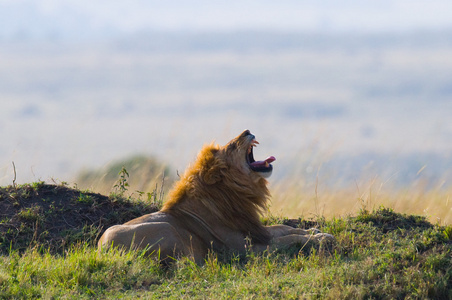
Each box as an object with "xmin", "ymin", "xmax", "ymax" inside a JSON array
[{"xmin": 161, "ymin": 142, "xmax": 271, "ymax": 244}]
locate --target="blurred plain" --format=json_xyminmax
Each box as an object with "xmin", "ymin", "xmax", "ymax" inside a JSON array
[{"xmin": 1, "ymin": 0, "xmax": 452, "ymax": 221}]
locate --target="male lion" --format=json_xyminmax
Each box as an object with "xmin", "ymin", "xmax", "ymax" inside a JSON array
[{"xmin": 98, "ymin": 130, "xmax": 334, "ymax": 263}]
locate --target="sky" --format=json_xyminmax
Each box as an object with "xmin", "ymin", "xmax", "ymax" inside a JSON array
[{"xmin": 1, "ymin": 0, "xmax": 452, "ymax": 41}]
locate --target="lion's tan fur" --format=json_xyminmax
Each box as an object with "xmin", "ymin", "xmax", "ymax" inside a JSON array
[{"xmin": 98, "ymin": 130, "xmax": 334, "ymax": 263}]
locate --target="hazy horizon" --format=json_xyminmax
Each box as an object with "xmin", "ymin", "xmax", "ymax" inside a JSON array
[{"xmin": 1, "ymin": 2, "xmax": 452, "ymax": 191}]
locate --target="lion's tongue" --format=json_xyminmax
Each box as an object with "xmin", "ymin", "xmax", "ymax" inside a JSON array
[{"xmin": 250, "ymin": 156, "xmax": 276, "ymax": 168}]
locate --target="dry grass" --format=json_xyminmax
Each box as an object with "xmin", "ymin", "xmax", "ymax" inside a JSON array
[
  {"xmin": 271, "ymin": 178, "xmax": 452, "ymax": 225},
  {"xmin": 74, "ymin": 154, "xmax": 452, "ymax": 226},
  {"xmin": 76, "ymin": 155, "xmax": 174, "ymax": 198}
]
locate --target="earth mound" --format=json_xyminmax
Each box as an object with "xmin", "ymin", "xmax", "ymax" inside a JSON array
[{"xmin": 0, "ymin": 182, "xmax": 159, "ymax": 254}]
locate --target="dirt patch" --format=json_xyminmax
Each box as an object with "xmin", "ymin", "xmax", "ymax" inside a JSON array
[{"xmin": 0, "ymin": 182, "xmax": 159, "ymax": 254}]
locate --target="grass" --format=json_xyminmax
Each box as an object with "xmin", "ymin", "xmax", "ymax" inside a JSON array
[
  {"xmin": 74, "ymin": 154, "xmax": 452, "ymax": 225},
  {"xmin": 0, "ymin": 180, "xmax": 451, "ymax": 299},
  {"xmin": 271, "ymin": 178, "xmax": 452, "ymax": 226},
  {"xmin": 76, "ymin": 155, "xmax": 173, "ymax": 198}
]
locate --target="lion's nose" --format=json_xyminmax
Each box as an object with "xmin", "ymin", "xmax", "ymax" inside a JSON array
[{"xmin": 242, "ymin": 130, "xmax": 252, "ymax": 137}]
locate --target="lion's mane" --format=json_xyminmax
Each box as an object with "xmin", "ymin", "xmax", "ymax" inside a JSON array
[{"xmin": 161, "ymin": 143, "xmax": 271, "ymax": 244}]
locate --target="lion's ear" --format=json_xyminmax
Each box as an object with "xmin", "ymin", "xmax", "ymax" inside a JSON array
[
  {"xmin": 200, "ymin": 148, "xmax": 227, "ymax": 185},
  {"xmin": 203, "ymin": 158, "xmax": 228, "ymax": 184},
  {"xmin": 203, "ymin": 168, "xmax": 222, "ymax": 185}
]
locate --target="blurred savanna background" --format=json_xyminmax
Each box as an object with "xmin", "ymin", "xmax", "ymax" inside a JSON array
[{"xmin": 1, "ymin": 0, "xmax": 452, "ymax": 223}]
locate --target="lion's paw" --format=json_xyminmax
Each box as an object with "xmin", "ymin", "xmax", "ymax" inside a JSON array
[
  {"xmin": 313, "ymin": 233, "xmax": 335, "ymax": 242},
  {"xmin": 307, "ymin": 228, "xmax": 321, "ymax": 235}
]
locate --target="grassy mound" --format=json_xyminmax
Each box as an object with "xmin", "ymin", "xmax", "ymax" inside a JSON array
[
  {"xmin": 0, "ymin": 182, "xmax": 159, "ymax": 254},
  {"xmin": 0, "ymin": 182, "xmax": 451, "ymax": 299}
]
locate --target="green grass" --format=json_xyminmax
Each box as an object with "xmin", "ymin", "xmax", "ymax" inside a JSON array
[
  {"xmin": 1, "ymin": 177, "xmax": 451, "ymax": 299},
  {"xmin": 0, "ymin": 191, "xmax": 451, "ymax": 300}
]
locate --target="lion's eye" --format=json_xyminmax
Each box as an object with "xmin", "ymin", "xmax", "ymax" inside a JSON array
[{"xmin": 227, "ymin": 143, "xmax": 237, "ymax": 152}]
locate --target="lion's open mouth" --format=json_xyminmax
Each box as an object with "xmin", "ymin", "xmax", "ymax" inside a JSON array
[{"xmin": 247, "ymin": 138, "xmax": 276, "ymax": 173}]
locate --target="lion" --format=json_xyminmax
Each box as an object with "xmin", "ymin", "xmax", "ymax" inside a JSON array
[{"xmin": 98, "ymin": 130, "xmax": 334, "ymax": 264}]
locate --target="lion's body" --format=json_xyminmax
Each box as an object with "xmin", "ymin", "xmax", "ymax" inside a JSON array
[
  {"xmin": 98, "ymin": 130, "xmax": 333, "ymax": 263},
  {"xmin": 98, "ymin": 212, "xmax": 212, "ymax": 263}
]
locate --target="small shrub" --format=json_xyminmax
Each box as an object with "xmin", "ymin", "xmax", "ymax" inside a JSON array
[
  {"xmin": 75, "ymin": 193, "xmax": 95, "ymax": 205},
  {"xmin": 113, "ymin": 166, "xmax": 130, "ymax": 196}
]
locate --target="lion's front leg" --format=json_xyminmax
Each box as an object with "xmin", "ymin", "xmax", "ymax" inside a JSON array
[
  {"xmin": 265, "ymin": 224, "xmax": 320, "ymax": 238},
  {"xmin": 264, "ymin": 224, "xmax": 334, "ymax": 250}
]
